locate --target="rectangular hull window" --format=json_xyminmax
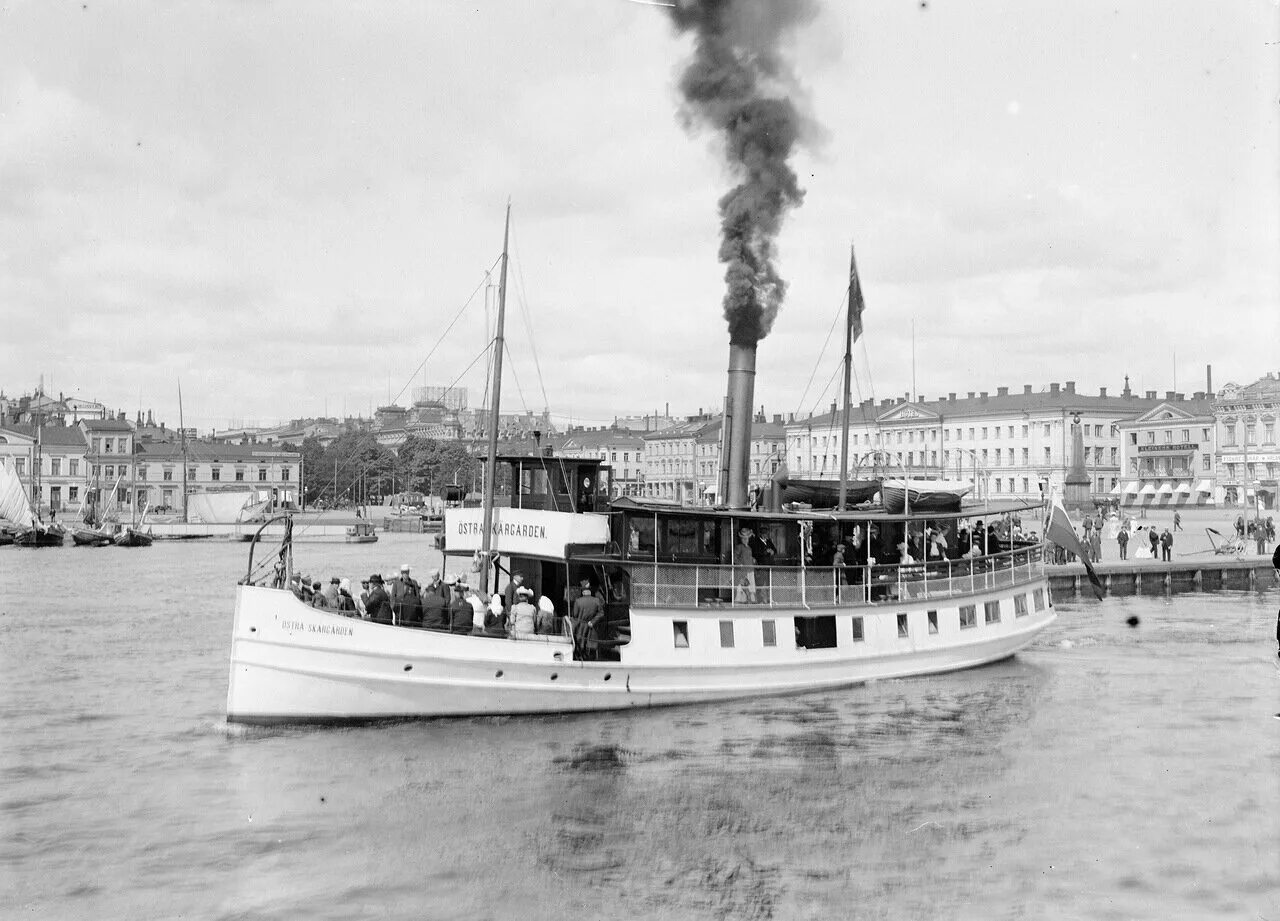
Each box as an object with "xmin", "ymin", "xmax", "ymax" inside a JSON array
[
  {"xmin": 897, "ymin": 614, "xmax": 909, "ymax": 638},
  {"xmin": 1032, "ymin": 588, "xmax": 1045, "ymax": 612},
  {"xmin": 762, "ymin": 620, "xmax": 777, "ymax": 647},
  {"xmin": 960, "ymin": 605, "xmax": 976, "ymax": 629},
  {"xmin": 927, "ymin": 611, "xmax": 938, "ymax": 634},
  {"xmin": 1014, "ymin": 594, "xmax": 1028, "ymax": 617},
  {"xmin": 673, "ymin": 621, "xmax": 689, "ymax": 648},
  {"xmin": 850, "ymin": 616, "xmax": 864, "ymax": 642},
  {"xmin": 984, "ymin": 601, "xmax": 1001, "ymax": 624},
  {"xmin": 719, "ymin": 620, "xmax": 735, "ymax": 648},
  {"xmin": 796, "ymin": 616, "xmax": 837, "ymax": 649}
]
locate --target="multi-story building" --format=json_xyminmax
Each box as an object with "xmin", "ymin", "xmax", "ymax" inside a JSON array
[
  {"xmin": 1115, "ymin": 398, "xmax": 1217, "ymax": 507},
  {"xmin": 1214, "ymin": 372, "xmax": 1280, "ymax": 510},
  {"xmin": 785, "ymin": 380, "xmax": 1195, "ymax": 504},
  {"xmin": 134, "ymin": 441, "xmax": 302, "ymax": 511},
  {"xmin": 80, "ymin": 416, "xmax": 139, "ymax": 509},
  {"xmin": 556, "ymin": 427, "xmax": 646, "ymax": 497},
  {"xmin": 642, "ymin": 411, "xmax": 786, "ymax": 504}
]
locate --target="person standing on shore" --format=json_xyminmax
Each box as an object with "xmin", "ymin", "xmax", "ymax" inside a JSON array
[
  {"xmin": 1117, "ymin": 526, "xmax": 1129, "ymax": 560},
  {"xmin": 1173, "ymin": 511, "xmax": 1182, "ymax": 531},
  {"xmin": 1160, "ymin": 527, "xmax": 1173, "ymax": 563},
  {"xmin": 1148, "ymin": 526, "xmax": 1160, "ymax": 558}
]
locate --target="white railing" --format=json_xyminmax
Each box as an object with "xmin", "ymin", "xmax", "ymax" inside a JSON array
[{"xmin": 624, "ymin": 546, "xmax": 1045, "ymax": 610}]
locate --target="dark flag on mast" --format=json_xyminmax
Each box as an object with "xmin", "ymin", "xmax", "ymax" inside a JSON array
[{"xmin": 848, "ymin": 244, "xmax": 865, "ymax": 343}]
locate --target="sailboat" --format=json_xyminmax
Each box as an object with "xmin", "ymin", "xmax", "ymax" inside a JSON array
[
  {"xmin": 224, "ymin": 219, "xmax": 1057, "ymax": 724},
  {"xmin": 0, "ymin": 463, "xmax": 65, "ymax": 547},
  {"xmin": 70, "ymin": 474, "xmax": 121, "ymax": 547}
]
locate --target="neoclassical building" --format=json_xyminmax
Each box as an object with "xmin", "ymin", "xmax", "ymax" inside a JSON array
[{"xmin": 1214, "ymin": 372, "xmax": 1280, "ymax": 510}]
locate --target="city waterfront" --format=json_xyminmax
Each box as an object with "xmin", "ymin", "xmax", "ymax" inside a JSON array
[{"xmin": 1, "ymin": 536, "xmax": 1277, "ymax": 919}]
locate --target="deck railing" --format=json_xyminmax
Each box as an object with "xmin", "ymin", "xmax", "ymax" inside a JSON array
[{"xmin": 624, "ymin": 545, "xmax": 1045, "ymax": 610}]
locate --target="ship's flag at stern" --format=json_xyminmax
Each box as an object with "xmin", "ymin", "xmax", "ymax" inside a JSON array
[
  {"xmin": 848, "ymin": 244, "xmax": 865, "ymax": 343},
  {"xmin": 1045, "ymin": 497, "xmax": 1105, "ymax": 600}
]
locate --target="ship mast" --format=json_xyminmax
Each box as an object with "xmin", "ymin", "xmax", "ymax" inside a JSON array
[
  {"xmin": 837, "ymin": 243, "xmax": 860, "ymax": 511},
  {"xmin": 179, "ymin": 379, "xmax": 188, "ymax": 523},
  {"xmin": 479, "ymin": 202, "xmax": 511, "ymax": 594}
]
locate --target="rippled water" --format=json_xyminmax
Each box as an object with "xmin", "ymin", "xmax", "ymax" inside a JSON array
[{"xmin": 2, "ymin": 537, "xmax": 1278, "ymax": 920}]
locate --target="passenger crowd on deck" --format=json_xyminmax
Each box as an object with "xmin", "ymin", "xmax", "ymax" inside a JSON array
[{"xmin": 284, "ymin": 564, "xmax": 601, "ymax": 646}]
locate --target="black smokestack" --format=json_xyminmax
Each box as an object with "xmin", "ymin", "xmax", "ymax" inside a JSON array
[{"xmin": 669, "ymin": 0, "xmax": 814, "ymax": 346}]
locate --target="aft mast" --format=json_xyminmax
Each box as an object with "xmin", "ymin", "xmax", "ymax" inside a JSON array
[
  {"xmin": 837, "ymin": 243, "xmax": 862, "ymax": 511},
  {"xmin": 479, "ymin": 202, "xmax": 511, "ymax": 594}
]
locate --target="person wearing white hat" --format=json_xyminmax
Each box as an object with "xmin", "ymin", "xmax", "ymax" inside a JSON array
[
  {"xmin": 535, "ymin": 594, "xmax": 558, "ymax": 636},
  {"xmin": 510, "ymin": 587, "xmax": 537, "ymax": 638}
]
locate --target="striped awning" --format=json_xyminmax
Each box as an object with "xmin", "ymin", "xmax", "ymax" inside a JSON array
[
  {"xmin": 1174, "ymin": 482, "xmax": 1192, "ymax": 494},
  {"xmin": 1157, "ymin": 483, "xmax": 1174, "ymax": 495},
  {"xmin": 1196, "ymin": 480, "xmax": 1212, "ymax": 493},
  {"xmin": 1123, "ymin": 481, "xmax": 1141, "ymax": 494},
  {"xmin": 1109, "ymin": 483, "xmax": 1122, "ymax": 495},
  {"xmin": 1139, "ymin": 483, "xmax": 1157, "ymax": 496}
]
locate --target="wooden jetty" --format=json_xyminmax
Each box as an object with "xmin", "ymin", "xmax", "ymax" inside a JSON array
[{"xmin": 1048, "ymin": 556, "xmax": 1278, "ymax": 598}]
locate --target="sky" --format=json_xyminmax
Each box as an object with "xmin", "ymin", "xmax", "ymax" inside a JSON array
[{"xmin": 1, "ymin": 0, "xmax": 1277, "ymax": 433}]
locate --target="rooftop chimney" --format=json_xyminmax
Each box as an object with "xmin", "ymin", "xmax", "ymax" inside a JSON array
[
  {"xmin": 948, "ymin": 392, "xmax": 956, "ymax": 401},
  {"xmin": 1146, "ymin": 390, "xmax": 1156, "ymax": 399},
  {"xmin": 830, "ymin": 401, "xmax": 837, "ymax": 416},
  {"xmin": 1193, "ymin": 391, "xmax": 1204, "ymax": 400},
  {"xmin": 1099, "ymin": 387, "xmax": 1108, "ymax": 398},
  {"xmin": 997, "ymin": 386, "xmax": 1009, "ymax": 397},
  {"xmin": 1049, "ymin": 383, "xmax": 1060, "ymax": 394},
  {"xmin": 1024, "ymin": 384, "xmax": 1033, "ymax": 395},
  {"xmin": 980, "ymin": 391, "xmax": 989, "ymax": 401},
  {"xmin": 967, "ymin": 391, "xmax": 975, "ymax": 399},
  {"xmin": 1165, "ymin": 391, "xmax": 1175, "ymax": 400},
  {"xmin": 1206, "ymin": 364, "xmax": 1212, "ymax": 394},
  {"xmin": 1065, "ymin": 381, "xmax": 1076, "ymax": 394}
]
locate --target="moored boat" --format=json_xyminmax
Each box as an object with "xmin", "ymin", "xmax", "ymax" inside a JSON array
[{"xmin": 345, "ymin": 521, "xmax": 378, "ymax": 543}]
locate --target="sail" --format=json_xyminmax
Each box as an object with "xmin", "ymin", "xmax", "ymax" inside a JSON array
[{"xmin": 0, "ymin": 464, "xmax": 36, "ymax": 529}]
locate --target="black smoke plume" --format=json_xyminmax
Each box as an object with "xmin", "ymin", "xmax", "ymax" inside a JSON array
[{"xmin": 669, "ymin": 0, "xmax": 815, "ymax": 346}]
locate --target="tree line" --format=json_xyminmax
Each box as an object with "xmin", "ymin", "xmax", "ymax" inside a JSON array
[{"xmin": 283, "ymin": 433, "xmax": 483, "ymax": 507}]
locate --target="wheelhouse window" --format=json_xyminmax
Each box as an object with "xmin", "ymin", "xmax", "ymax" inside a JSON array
[
  {"xmin": 960, "ymin": 605, "xmax": 976, "ymax": 629},
  {"xmin": 984, "ymin": 600, "xmax": 1001, "ymax": 624},
  {"xmin": 625, "ymin": 514, "xmax": 656, "ymax": 557},
  {"xmin": 657, "ymin": 514, "xmax": 720, "ymax": 562},
  {"xmin": 673, "ymin": 621, "xmax": 689, "ymax": 648},
  {"xmin": 719, "ymin": 621, "xmax": 735, "ymax": 648}
]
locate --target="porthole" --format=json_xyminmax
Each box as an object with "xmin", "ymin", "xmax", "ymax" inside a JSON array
[
  {"xmin": 550, "ymin": 673, "xmax": 559, "ymax": 681},
  {"xmin": 495, "ymin": 670, "xmax": 504, "ymax": 678},
  {"xmin": 403, "ymin": 665, "xmax": 412, "ymax": 672},
  {"xmin": 249, "ymin": 627, "xmax": 257, "ymax": 633},
  {"xmin": 603, "ymin": 673, "xmax": 612, "ymax": 681}
]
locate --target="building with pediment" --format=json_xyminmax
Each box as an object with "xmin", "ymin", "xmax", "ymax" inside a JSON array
[
  {"xmin": 785, "ymin": 380, "xmax": 1203, "ymax": 505},
  {"xmin": 1213, "ymin": 372, "xmax": 1280, "ymax": 510},
  {"xmin": 1115, "ymin": 399, "xmax": 1217, "ymax": 507}
]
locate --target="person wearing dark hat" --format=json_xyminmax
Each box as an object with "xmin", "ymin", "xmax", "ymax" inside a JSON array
[
  {"xmin": 390, "ymin": 563, "xmax": 422, "ymax": 627},
  {"xmin": 570, "ymin": 584, "xmax": 605, "ymax": 658},
  {"xmin": 421, "ymin": 573, "xmax": 449, "ymax": 631},
  {"xmin": 364, "ymin": 574, "xmax": 392, "ymax": 624},
  {"xmin": 299, "ymin": 576, "xmax": 315, "ymax": 604},
  {"xmin": 311, "ymin": 581, "xmax": 329, "ymax": 609},
  {"xmin": 322, "ymin": 577, "xmax": 340, "ymax": 608},
  {"xmin": 502, "ymin": 571, "xmax": 527, "ymax": 612},
  {"xmin": 448, "ymin": 579, "xmax": 474, "ymax": 635}
]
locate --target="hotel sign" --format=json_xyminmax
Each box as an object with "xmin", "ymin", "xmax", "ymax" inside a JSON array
[
  {"xmin": 1137, "ymin": 443, "xmax": 1197, "ymax": 454},
  {"xmin": 446, "ymin": 507, "xmax": 610, "ymax": 557}
]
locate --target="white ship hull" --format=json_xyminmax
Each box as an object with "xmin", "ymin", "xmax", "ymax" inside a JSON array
[{"xmin": 226, "ymin": 579, "xmax": 1056, "ymax": 724}]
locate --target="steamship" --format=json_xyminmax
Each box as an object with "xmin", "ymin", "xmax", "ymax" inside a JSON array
[{"xmin": 224, "ymin": 222, "xmax": 1056, "ymax": 724}]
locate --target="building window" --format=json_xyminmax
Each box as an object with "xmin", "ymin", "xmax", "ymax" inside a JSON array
[
  {"xmin": 212, "ymin": 467, "xmax": 221, "ymax": 481},
  {"xmin": 959, "ymin": 605, "xmax": 976, "ymax": 629},
  {"xmin": 897, "ymin": 613, "xmax": 909, "ymax": 638},
  {"xmin": 1164, "ymin": 430, "xmax": 1172, "ymax": 443},
  {"xmin": 1043, "ymin": 424, "xmax": 1051, "ymax": 438},
  {"xmin": 69, "ymin": 459, "xmax": 79, "ymax": 476},
  {"xmin": 1033, "ymin": 588, "xmax": 1046, "ymax": 612},
  {"xmin": 673, "ymin": 621, "xmax": 689, "ymax": 648},
  {"xmin": 281, "ymin": 467, "xmax": 291, "ymax": 481},
  {"xmin": 850, "ymin": 616, "xmax": 864, "ymax": 642},
  {"xmin": 1044, "ymin": 447, "xmax": 1052, "ymax": 464},
  {"xmin": 719, "ymin": 620, "xmax": 735, "ymax": 648},
  {"xmin": 137, "ymin": 466, "xmax": 147, "ymax": 481},
  {"xmin": 927, "ymin": 611, "xmax": 938, "ymax": 634},
  {"xmin": 1265, "ymin": 422, "xmax": 1276, "ymax": 444},
  {"xmin": 1014, "ymin": 594, "xmax": 1029, "ymax": 617},
  {"xmin": 984, "ymin": 600, "xmax": 1001, "ymax": 624},
  {"xmin": 104, "ymin": 465, "xmax": 114, "ymax": 478},
  {"xmin": 69, "ymin": 486, "xmax": 79, "ymax": 502},
  {"xmin": 258, "ymin": 468, "xmax": 268, "ymax": 481},
  {"xmin": 104, "ymin": 440, "xmax": 113, "ymax": 453},
  {"xmin": 51, "ymin": 458, "xmax": 61, "ymax": 475},
  {"xmin": 163, "ymin": 468, "xmax": 173, "ymax": 481},
  {"xmin": 188, "ymin": 467, "xmax": 197, "ymax": 482},
  {"xmin": 762, "ymin": 620, "xmax": 776, "ymax": 647},
  {"xmin": 234, "ymin": 468, "xmax": 245, "ymax": 482},
  {"xmin": 1202, "ymin": 427, "xmax": 1211, "ymax": 441}
]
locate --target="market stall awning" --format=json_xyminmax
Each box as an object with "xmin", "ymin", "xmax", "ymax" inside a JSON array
[
  {"xmin": 1123, "ymin": 481, "xmax": 1141, "ymax": 494},
  {"xmin": 1196, "ymin": 480, "xmax": 1212, "ymax": 493},
  {"xmin": 1139, "ymin": 483, "xmax": 1158, "ymax": 496}
]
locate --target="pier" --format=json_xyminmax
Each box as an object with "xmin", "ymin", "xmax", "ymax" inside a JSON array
[{"xmin": 1048, "ymin": 556, "xmax": 1278, "ymax": 598}]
